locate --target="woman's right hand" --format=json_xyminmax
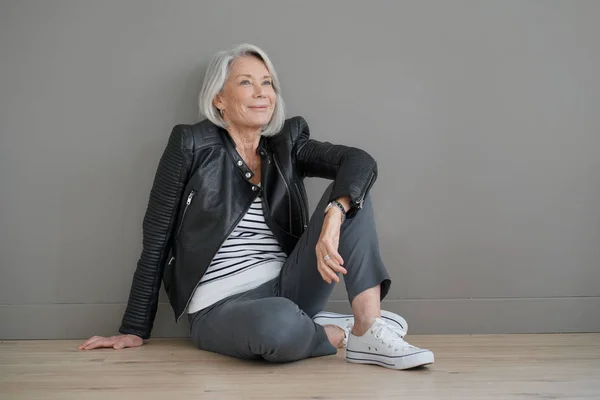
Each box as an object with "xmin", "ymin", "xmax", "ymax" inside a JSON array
[{"xmin": 78, "ymin": 334, "xmax": 144, "ymax": 350}]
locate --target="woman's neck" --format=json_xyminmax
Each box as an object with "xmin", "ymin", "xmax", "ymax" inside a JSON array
[{"xmin": 227, "ymin": 125, "xmax": 262, "ymax": 155}]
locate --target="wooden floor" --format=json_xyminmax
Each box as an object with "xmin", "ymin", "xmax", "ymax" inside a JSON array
[{"xmin": 1, "ymin": 334, "xmax": 599, "ymax": 400}]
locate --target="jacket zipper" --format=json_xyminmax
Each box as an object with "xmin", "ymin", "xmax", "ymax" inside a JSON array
[
  {"xmin": 175, "ymin": 190, "xmax": 196, "ymax": 237},
  {"xmin": 167, "ymin": 190, "xmax": 195, "ymax": 290},
  {"xmin": 354, "ymin": 171, "xmax": 376, "ymax": 209},
  {"xmin": 177, "ymin": 193, "xmax": 259, "ymax": 322},
  {"xmin": 294, "ymin": 182, "xmax": 308, "ymax": 228},
  {"xmin": 273, "ymin": 155, "xmax": 293, "ymax": 234}
]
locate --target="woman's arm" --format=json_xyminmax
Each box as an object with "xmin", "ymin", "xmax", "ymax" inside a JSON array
[
  {"xmin": 289, "ymin": 117, "xmax": 378, "ymax": 283},
  {"xmin": 292, "ymin": 117, "xmax": 378, "ymax": 218},
  {"xmin": 118, "ymin": 125, "xmax": 192, "ymax": 339}
]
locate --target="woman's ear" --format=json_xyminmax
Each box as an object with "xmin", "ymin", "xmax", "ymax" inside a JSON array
[{"xmin": 213, "ymin": 93, "xmax": 224, "ymax": 111}]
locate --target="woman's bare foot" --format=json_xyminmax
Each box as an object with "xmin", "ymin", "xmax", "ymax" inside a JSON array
[{"xmin": 324, "ymin": 324, "xmax": 346, "ymax": 348}]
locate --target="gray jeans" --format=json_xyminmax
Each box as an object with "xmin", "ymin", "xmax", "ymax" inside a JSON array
[{"xmin": 188, "ymin": 184, "xmax": 391, "ymax": 362}]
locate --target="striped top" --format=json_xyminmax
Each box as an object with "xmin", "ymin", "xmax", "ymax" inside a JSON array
[{"xmin": 187, "ymin": 195, "xmax": 288, "ymax": 314}]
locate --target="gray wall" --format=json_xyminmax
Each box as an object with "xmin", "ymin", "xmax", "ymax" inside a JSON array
[{"xmin": 1, "ymin": 0, "xmax": 598, "ymax": 339}]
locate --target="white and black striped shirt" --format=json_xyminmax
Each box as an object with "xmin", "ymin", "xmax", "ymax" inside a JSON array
[{"xmin": 187, "ymin": 195, "xmax": 287, "ymax": 314}]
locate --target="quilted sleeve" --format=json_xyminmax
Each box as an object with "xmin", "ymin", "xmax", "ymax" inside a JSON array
[{"xmin": 118, "ymin": 126, "xmax": 190, "ymax": 339}]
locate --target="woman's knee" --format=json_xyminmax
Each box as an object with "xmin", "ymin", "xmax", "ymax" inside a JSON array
[{"xmin": 252, "ymin": 298, "xmax": 313, "ymax": 362}]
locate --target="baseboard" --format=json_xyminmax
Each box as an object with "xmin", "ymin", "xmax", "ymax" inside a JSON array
[{"xmin": 1, "ymin": 297, "xmax": 598, "ymax": 339}]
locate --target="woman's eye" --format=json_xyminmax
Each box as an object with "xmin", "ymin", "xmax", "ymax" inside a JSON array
[
  {"xmin": 263, "ymin": 80, "xmax": 273, "ymax": 85},
  {"xmin": 240, "ymin": 80, "xmax": 251, "ymax": 85}
]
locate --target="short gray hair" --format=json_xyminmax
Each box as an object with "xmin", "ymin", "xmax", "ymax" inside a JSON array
[{"xmin": 198, "ymin": 44, "xmax": 286, "ymax": 137}]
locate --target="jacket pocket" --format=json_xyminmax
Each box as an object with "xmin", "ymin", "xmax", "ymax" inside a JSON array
[
  {"xmin": 273, "ymin": 155, "xmax": 294, "ymax": 234},
  {"xmin": 163, "ymin": 254, "xmax": 176, "ymax": 294},
  {"xmin": 175, "ymin": 189, "xmax": 197, "ymax": 238},
  {"xmin": 294, "ymin": 182, "xmax": 309, "ymax": 229}
]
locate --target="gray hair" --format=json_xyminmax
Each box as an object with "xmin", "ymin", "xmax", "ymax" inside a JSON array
[{"xmin": 198, "ymin": 44, "xmax": 286, "ymax": 136}]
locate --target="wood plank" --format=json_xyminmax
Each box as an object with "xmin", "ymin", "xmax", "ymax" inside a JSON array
[{"xmin": 1, "ymin": 334, "xmax": 599, "ymax": 399}]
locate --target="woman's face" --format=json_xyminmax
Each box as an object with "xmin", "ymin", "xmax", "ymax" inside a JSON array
[{"xmin": 213, "ymin": 56, "xmax": 276, "ymax": 132}]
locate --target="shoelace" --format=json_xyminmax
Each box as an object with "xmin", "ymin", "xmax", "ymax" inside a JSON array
[
  {"xmin": 342, "ymin": 321, "xmax": 353, "ymax": 347},
  {"xmin": 385, "ymin": 321, "xmax": 408, "ymax": 339},
  {"xmin": 371, "ymin": 320, "xmax": 414, "ymax": 352}
]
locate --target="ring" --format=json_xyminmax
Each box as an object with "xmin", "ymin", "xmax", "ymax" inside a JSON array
[{"xmin": 323, "ymin": 254, "xmax": 331, "ymax": 261}]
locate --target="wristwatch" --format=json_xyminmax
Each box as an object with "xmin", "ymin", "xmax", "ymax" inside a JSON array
[{"xmin": 324, "ymin": 200, "xmax": 347, "ymax": 223}]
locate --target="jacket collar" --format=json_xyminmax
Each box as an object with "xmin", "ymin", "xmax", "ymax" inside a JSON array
[{"xmin": 218, "ymin": 126, "xmax": 268, "ymax": 180}]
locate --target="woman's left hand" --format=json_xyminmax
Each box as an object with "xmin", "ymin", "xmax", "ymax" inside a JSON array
[{"xmin": 316, "ymin": 208, "xmax": 348, "ymax": 284}]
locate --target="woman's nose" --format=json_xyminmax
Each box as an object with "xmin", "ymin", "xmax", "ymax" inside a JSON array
[{"xmin": 253, "ymin": 84, "xmax": 264, "ymax": 97}]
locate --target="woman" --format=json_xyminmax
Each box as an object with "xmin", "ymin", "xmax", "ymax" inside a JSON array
[{"xmin": 78, "ymin": 44, "xmax": 434, "ymax": 370}]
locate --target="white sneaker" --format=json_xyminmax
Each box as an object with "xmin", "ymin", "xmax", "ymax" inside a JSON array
[
  {"xmin": 313, "ymin": 310, "xmax": 408, "ymax": 347},
  {"xmin": 346, "ymin": 318, "xmax": 434, "ymax": 370}
]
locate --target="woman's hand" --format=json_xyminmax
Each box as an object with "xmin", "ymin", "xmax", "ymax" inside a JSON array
[
  {"xmin": 78, "ymin": 334, "xmax": 144, "ymax": 350},
  {"xmin": 316, "ymin": 206, "xmax": 348, "ymax": 284}
]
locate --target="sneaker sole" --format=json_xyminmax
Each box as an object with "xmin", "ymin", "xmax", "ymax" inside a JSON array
[
  {"xmin": 313, "ymin": 310, "xmax": 408, "ymax": 337},
  {"xmin": 346, "ymin": 349, "xmax": 434, "ymax": 370}
]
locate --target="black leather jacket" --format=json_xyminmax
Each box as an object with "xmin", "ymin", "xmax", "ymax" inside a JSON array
[{"xmin": 118, "ymin": 116, "xmax": 378, "ymax": 339}]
